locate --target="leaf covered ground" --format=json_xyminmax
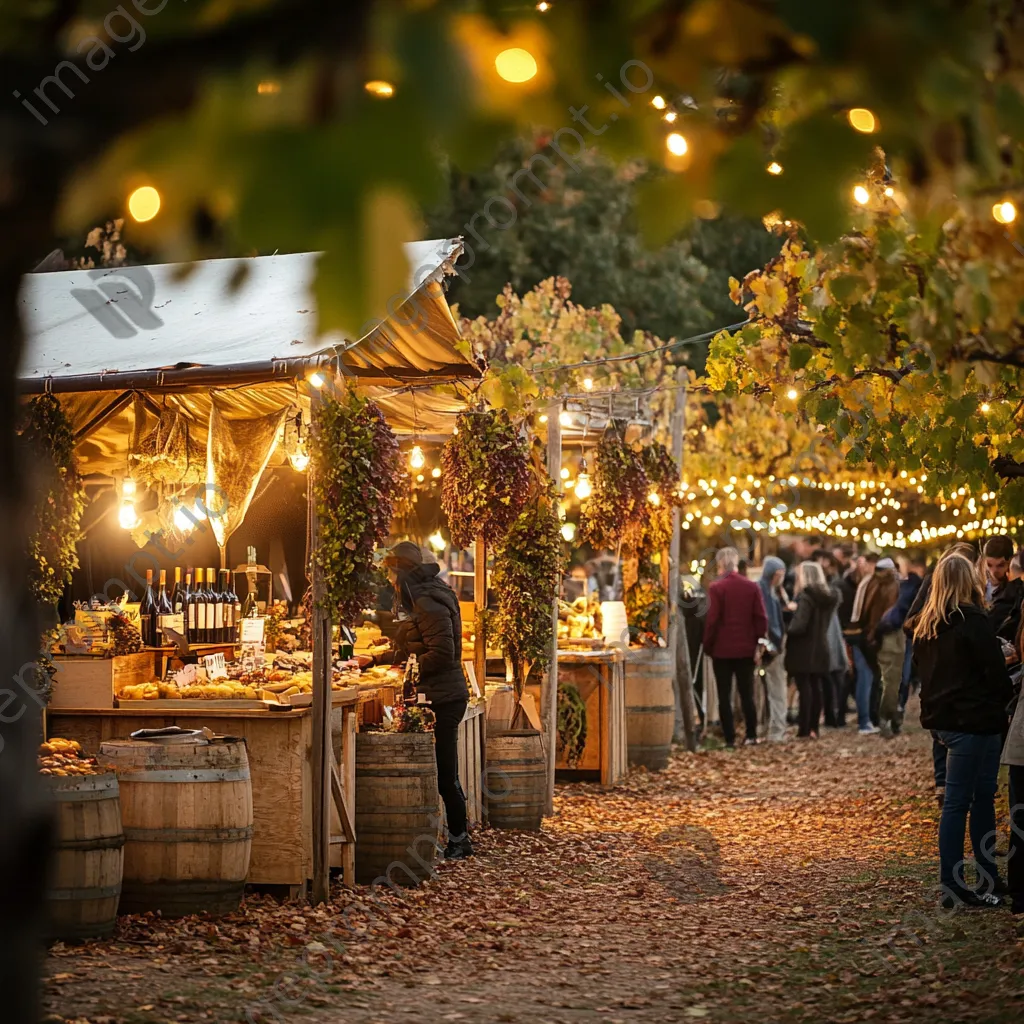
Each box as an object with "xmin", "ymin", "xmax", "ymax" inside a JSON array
[{"xmin": 43, "ymin": 710, "xmax": 1023, "ymax": 1024}]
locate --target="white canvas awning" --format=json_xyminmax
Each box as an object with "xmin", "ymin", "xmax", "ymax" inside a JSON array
[{"xmin": 17, "ymin": 238, "xmax": 476, "ymax": 391}]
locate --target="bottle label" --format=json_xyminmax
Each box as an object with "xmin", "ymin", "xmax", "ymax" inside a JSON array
[
  {"xmin": 197, "ymin": 603, "xmax": 207, "ymax": 630},
  {"xmin": 214, "ymin": 604, "xmax": 225, "ymax": 629},
  {"xmin": 159, "ymin": 613, "xmax": 185, "ymax": 638},
  {"xmin": 188, "ymin": 604, "xmax": 197, "ymax": 630}
]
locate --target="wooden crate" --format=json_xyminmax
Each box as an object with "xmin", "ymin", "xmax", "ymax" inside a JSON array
[
  {"xmin": 458, "ymin": 701, "xmax": 486, "ymax": 828},
  {"xmin": 50, "ymin": 653, "xmax": 155, "ymax": 709}
]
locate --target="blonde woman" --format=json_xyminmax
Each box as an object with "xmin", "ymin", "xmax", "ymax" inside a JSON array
[
  {"xmin": 785, "ymin": 561, "xmax": 839, "ymax": 739},
  {"xmin": 913, "ymin": 554, "xmax": 1013, "ymax": 909}
]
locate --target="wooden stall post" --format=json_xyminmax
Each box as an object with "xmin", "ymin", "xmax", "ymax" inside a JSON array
[
  {"xmin": 474, "ymin": 536, "xmax": 487, "ymax": 708},
  {"xmin": 309, "ymin": 393, "xmax": 332, "ymax": 905},
  {"xmin": 542, "ymin": 397, "xmax": 561, "ymax": 816},
  {"xmin": 668, "ymin": 380, "xmax": 697, "ymax": 752}
]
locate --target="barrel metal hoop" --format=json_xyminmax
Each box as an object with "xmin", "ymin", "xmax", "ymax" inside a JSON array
[
  {"xmin": 48, "ymin": 883, "xmax": 122, "ymax": 901},
  {"xmin": 113, "ymin": 767, "xmax": 250, "ymax": 784},
  {"xmin": 123, "ymin": 825, "xmax": 254, "ymax": 843},
  {"xmin": 49, "ymin": 786, "xmax": 119, "ymax": 803},
  {"xmin": 55, "ymin": 834, "xmax": 126, "ymax": 852}
]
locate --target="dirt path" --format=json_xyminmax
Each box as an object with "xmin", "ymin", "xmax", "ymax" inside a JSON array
[{"xmin": 44, "ymin": 713, "xmax": 1024, "ymax": 1024}]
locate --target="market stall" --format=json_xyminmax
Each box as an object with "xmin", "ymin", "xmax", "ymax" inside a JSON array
[{"xmin": 19, "ymin": 239, "xmax": 481, "ymax": 903}]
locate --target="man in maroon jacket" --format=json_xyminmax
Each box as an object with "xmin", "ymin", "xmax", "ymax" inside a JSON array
[{"xmin": 703, "ymin": 547, "xmax": 769, "ymax": 748}]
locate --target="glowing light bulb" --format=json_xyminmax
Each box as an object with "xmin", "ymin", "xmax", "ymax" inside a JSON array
[
  {"xmin": 122, "ymin": 478, "xmax": 137, "ymax": 497},
  {"xmin": 847, "ymin": 108, "xmax": 877, "ymax": 133},
  {"xmin": 651, "ymin": 95, "xmax": 666, "ymax": 110},
  {"xmin": 364, "ymin": 80, "xmax": 395, "ymax": 98},
  {"xmin": 539, "ymin": 414, "xmax": 549, "ymax": 424},
  {"xmin": 428, "ymin": 531, "xmax": 445, "ymax": 552},
  {"xmin": 663, "ymin": 111, "xmax": 677, "ymax": 123},
  {"xmin": 409, "ymin": 445, "xmax": 426, "ymax": 470},
  {"xmin": 536, "ymin": 1, "xmax": 551, "ymax": 10},
  {"xmin": 431, "ymin": 466, "xmax": 441, "ymax": 479},
  {"xmin": 648, "ymin": 491, "xmax": 661, "ymax": 506},
  {"xmin": 118, "ymin": 501, "xmax": 139, "ymax": 530},
  {"xmin": 666, "ymin": 132, "xmax": 688, "ymax": 156},
  {"xmin": 495, "ymin": 48, "xmax": 537, "ymax": 83},
  {"xmin": 981, "ymin": 402, "xmax": 991, "ymax": 413},
  {"xmin": 574, "ymin": 473, "xmax": 592, "ymax": 500},
  {"xmin": 308, "ymin": 372, "xmax": 325, "ymax": 389},
  {"xmin": 128, "ymin": 185, "xmax": 161, "ymax": 223},
  {"xmin": 786, "ymin": 388, "xmax": 798, "ymax": 400},
  {"xmin": 993, "ymin": 200, "xmax": 1017, "ymax": 224},
  {"xmin": 257, "ymin": 81, "xmax": 281, "ymax": 95},
  {"xmin": 173, "ymin": 503, "xmax": 197, "ymax": 533},
  {"xmin": 852, "ymin": 184, "xmax": 870, "ymax": 205},
  {"xmin": 289, "ymin": 450, "xmax": 310, "ymax": 472},
  {"xmin": 583, "ymin": 377, "xmax": 594, "ymax": 390},
  {"xmin": 561, "ymin": 522, "xmax": 576, "ymax": 542},
  {"xmin": 766, "ymin": 161, "xmax": 783, "ymax": 176},
  {"xmin": 559, "ymin": 411, "xmax": 572, "ymax": 428},
  {"xmin": 560, "ymin": 468, "xmax": 570, "ymax": 480},
  {"xmin": 416, "ymin": 473, "xmax": 425, "ymax": 483},
  {"xmin": 884, "ymin": 185, "xmax": 895, "ymax": 197}
]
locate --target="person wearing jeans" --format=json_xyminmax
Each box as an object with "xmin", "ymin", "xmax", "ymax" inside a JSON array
[
  {"xmin": 757, "ymin": 555, "xmax": 792, "ymax": 742},
  {"xmin": 934, "ymin": 731, "xmax": 1003, "ymax": 900},
  {"xmin": 1002, "ymin": 660, "xmax": 1024, "ymax": 932},
  {"xmin": 850, "ymin": 643, "xmax": 876, "ymax": 733},
  {"xmin": 912, "ymin": 553, "xmax": 1013, "ymax": 908},
  {"xmin": 703, "ymin": 547, "xmax": 768, "ymax": 747}
]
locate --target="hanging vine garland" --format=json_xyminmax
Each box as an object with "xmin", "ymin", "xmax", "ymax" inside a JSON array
[
  {"xmin": 579, "ymin": 428, "xmax": 649, "ymax": 552},
  {"xmin": 639, "ymin": 441, "xmax": 683, "ymax": 556},
  {"xmin": 557, "ymin": 681, "xmax": 588, "ymax": 768},
  {"xmin": 440, "ymin": 408, "xmax": 530, "ymax": 550},
  {"xmin": 18, "ymin": 394, "xmax": 85, "ymax": 609},
  {"xmin": 492, "ymin": 449, "xmax": 565, "ymax": 697},
  {"xmin": 310, "ymin": 388, "xmax": 401, "ymax": 625}
]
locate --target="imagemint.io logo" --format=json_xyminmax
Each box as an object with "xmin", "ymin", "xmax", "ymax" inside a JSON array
[{"xmin": 71, "ymin": 265, "xmax": 164, "ymax": 338}]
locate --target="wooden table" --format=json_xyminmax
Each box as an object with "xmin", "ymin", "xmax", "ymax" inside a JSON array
[
  {"xmin": 48, "ymin": 694, "xmax": 359, "ymax": 896},
  {"xmin": 526, "ymin": 649, "xmax": 627, "ymax": 787}
]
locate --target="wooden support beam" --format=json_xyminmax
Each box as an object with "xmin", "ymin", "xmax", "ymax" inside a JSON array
[
  {"xmin": 542, "ymin": 397, "xmax": 561, "ymax": 816},
  {"xmin": 474, "ymin": 535, "xmax": 487, "ymax": 708},
  {"xmin": 668, "ymin": 378, "xmax": 697, "ymax": 752},
  {"xmin": 330, "ymin": 760, "xmax": 356, "ymax": 843},
  {"xmin": 309, "ymin": 391, "xmax": 332, "ymax": 904}
]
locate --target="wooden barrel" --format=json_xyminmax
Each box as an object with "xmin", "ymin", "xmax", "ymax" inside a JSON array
[
  {"xmin": 624, "ymin": 647, "xmax": 675, "ymax": 771},
  {"xmin": 46, "ymin": 772, "xmax": 124, "ymax": 940},
  {"xmin": 355, "ymin": 732, "xmax": 440, "ymax": 886},
  {"xmin": 485, "ymin": 731, "xmax": 545, "ymax": 831},
  {"xmin": 101, "ymin": 737, "xmax": 253, "ymax": 917}
]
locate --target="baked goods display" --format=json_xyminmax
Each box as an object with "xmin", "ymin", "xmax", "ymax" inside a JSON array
[{"xmin": 38, "ymin": 738, "xmax": 109, "ymax": 777}]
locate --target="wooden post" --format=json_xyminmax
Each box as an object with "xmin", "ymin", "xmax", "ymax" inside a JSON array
[
  {"xmin": 668, "ymin": 379, "xmax": 697, "ymax": 752},
  {"xmin": 309, "ymin": 393, "xmax": 332, "ymax": 904},
  {"xmin": 542, "ymin": 398, "xmax": 561, "ymax": 816},
  {"xmin": 474, "ymin": 535, "xmax": 487, "ymax": 705}
]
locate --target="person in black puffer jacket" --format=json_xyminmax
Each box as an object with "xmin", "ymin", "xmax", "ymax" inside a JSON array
[
  {"xmin": 912, "ymin": 554, "xmax": 1013, "ymax": 909},
  {"xmin": 372, "ymin": 541, "xmax": 472, "ymax": 859}
]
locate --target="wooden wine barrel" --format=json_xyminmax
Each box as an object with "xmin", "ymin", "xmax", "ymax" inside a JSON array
[
  {"xmin": 46, "ymin": 772, "xmax": 124, "ymax": 940},
  {"xmin": 355, "ymin": 732, "xmax": 440, "ymax": 886},
  {"xmin": 624, "ymin": 647, "xmax": 675, "ymax": 771},
  {"xmin": 100, "ymin": 736, "xmax": 253, "ymax": 917},
  {"xmin": 485, "ymin": 731, "xmax": 545, "ymax": 831}
]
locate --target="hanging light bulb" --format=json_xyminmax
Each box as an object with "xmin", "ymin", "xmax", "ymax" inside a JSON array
[
  {"xmin": 122, "ymin": 478, "xmax": 137, "ymax": 497},
  {"xmin": 560, "ymin": 468, "xmax": 570, "ymax": 480},
  {"xmin": 648, "ymin": 491, "xmax": 661, "ymax": 506},
  {"xmin": 561, "ymin": 522, "xmax": 577, "ymax": 542},
  {"xmin": 409, "ymin": 445, "xmax": 425, "ymax": 470},
  {"xmin": 118, "ymin": 501, "xmax": 139, "ymax": 530},
  {"xmin": 574, "ymin": 459, "xmax": 592, "ymax": 500},
  {"xmin": 583, "ymin": 377, "xmax": 594, "ymax": 390},
  {"xmin": 428, "ymin": 530, "xmax": 446, "ymax": 552},
  {"xmin": 559, "ymin": 410, "xmax": 572, "ymax": 428},
  {"xmin": 173, "ymin": 503, "xmax": 196, "ymax": 533},
  {"xmin": 308, "ymin": 371, "xmax": 325, "ymax": 389},
  {"xmin": 431, "ymin": 466, "xmax": 441, "ymax": 479},
  {"xmin": 289, "ymin": 449, "xmax": 310, "ymax": 472}
]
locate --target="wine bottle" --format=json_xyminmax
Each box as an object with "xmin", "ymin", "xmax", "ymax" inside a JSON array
[
  {"xmin": 139, "ymin": 569, "xmax": 156, "ymax": 646},
  {"xmin": 194, "ymin": 568, "xmax": 207, "ymax": 644},
  {"xmin": 156, "ymin": 569, "xmax": 173, "ymax": 645},
  {"xmin": 182, "ymin": 570, "xmax": 194, "ymax": 645},
  {"xmin": 207, "ymin": 567, "xmax": 220, "ymax": 644},
  {"xmin": 219, "ymin": 569, "xmax": 234, "ymax": 645},
  {"xmin": 170, "ymin": 566, "xmax": 182, "ymax": 613}
]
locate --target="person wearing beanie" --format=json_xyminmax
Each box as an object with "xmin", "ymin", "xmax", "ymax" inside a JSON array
[
  {"xmin": 758, "ymin": 555, "xmax": 792, "ymax": 742},
  {"xmin": 372, "ymin": 540, "xmax": 473, "ymax": 859}
]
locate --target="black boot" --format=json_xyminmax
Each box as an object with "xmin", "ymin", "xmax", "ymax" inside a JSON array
[{"xmin": 444, "ymin": 835, "xmax": 474, "ymax": 860}]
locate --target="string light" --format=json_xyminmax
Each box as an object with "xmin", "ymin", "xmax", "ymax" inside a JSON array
[
  {"xmin": 364, "ymin": 80, "xmax": 395, "ymax": 98},
  {"xmin": 289, "ymin": 449, "xmax": 310, "ymax": 472},
  {"xmin": 560, "ymin": 468, "xmax": 570, "ymax": 480},
  {"xmin": 786, "ymin": 388, "xmax": 798, "ymax": 400},
  {"xmin": 559, "ymin": 410, "xmax": 572, "ymax": 427},
  {"xmin": 428, "ymin": 531, "xmax": 446, "ymax": 552},
  {"xmin": 980, "ymin": 402, "xmax": 991, "ymax": 413},
  {"xmin": 128, "ymin": 185, "xmax": 161, "ymax": 223},
  {"xmin": 560, "ymin": 522, "xmax": 576, "ymax": 542},
  {"xmin": 993, "ymin": 200, "xmax": 1017, "ymax": 224},
  {"xmin": 847, "ymin": 108, "xmax": 877, "ymax": 133},
  {"xmin": 663, "ymin": 111, "xmax": 677, "ymax": 123},
  {"xmin": 651, "ymin": 95, "xmax": 666, "ymax": 110},
  {"xmin": 118, "ymin": 501, "xmax": 139, "ymax": 530},
  {"xmin": 666, "ymin": 133, "xmax": 688, "ymax": 156},
  {"xmin": 648, "ymin": 491, "xmax": 661, "ymax": 506},
  {"xmin": 495, "ymin": 48, "xmax": 538, "ymax": 83},
  {"xmin": 852, "ymin": 184, "xmax": 870, "ymax": 205},
  {"xmin": 257, "ymin": 81, "xmax": 281, "ymax": 95},
  {"xmin": 431, "ymin": 466, "xmax": 442, "ymax": 478},
  {"xmin": 583, "ymin": 377, "xmax": 594, "ymax": 390},
  {"xmin": 766, "ymin": 161, "xmax": 783, "ymax": 175},
  {"xmin": 574, "ymin": 458, "xmax": 592, "ymax": 500},
  {"xmin": 537, "ymin": 1, "xmax": 551, "ymax": 10},
  {"xmin": 308, "ymin": 372, "xmax": 325, "ymax": 389}
]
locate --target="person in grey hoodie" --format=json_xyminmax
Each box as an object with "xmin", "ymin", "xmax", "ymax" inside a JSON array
[{"xmin": 758, "ymin": 555, "xmax": 792, "ymax": 742}]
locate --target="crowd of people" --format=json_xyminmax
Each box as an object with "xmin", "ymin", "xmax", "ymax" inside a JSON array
[{"xmin": 696, "ymin": 537, "xmax": 1024, "ymax": 920}]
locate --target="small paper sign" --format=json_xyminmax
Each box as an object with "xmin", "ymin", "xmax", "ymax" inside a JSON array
[
  {"xmin": 121, "ymin": 603, "xmax": 142, "ymax": 630},
  {"xmin": 203, "ymin": 653, "xmax": 228, "ymax": 679},
  {"xmin": 239, "ymin": 617, "xmax": 266, "ymax": 644},
  {"xmin": 173, "ymin": 663, "xmax": 198, "ymax": 687},
  {"xmin": 158, "ymin": 613, "xmax": 185, "ymax": 638}
]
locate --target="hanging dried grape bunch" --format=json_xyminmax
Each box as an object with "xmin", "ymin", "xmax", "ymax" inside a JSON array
[
  {"xmin": 109, "ymin": 610, "xmax": 143, "ymax": 656},
  {"xmin": 639, "ymin": 441, "xmax": 682, "ymax": 556},
  {"xmin": 440, "ymin": 408, "xmax": 530, "ymax": 550}
]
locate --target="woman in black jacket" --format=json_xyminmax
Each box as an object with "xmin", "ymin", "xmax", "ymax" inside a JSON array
[
  {"xmin": 785, "ymin": 561, "xmax": 840, "ymax": 740},
  {"xmin": 912, "ymin": 554, "xmax": 1013, "ymax": 909},
  {"xmin": 373, "ymin": 542, "xmax": 472, "ymax": 859}
]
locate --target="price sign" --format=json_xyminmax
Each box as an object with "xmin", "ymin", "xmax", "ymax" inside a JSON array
[
  {"xmin": 239, "ymin": 617, "xmax": 266, "ymax": 644},
  {"xmin": 173, "ymin": 663, "xmax": 198, "ymax": 687},
  {"xmin": 203, "ymin": 653, "xmax": 228, "ymax": 679}
]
